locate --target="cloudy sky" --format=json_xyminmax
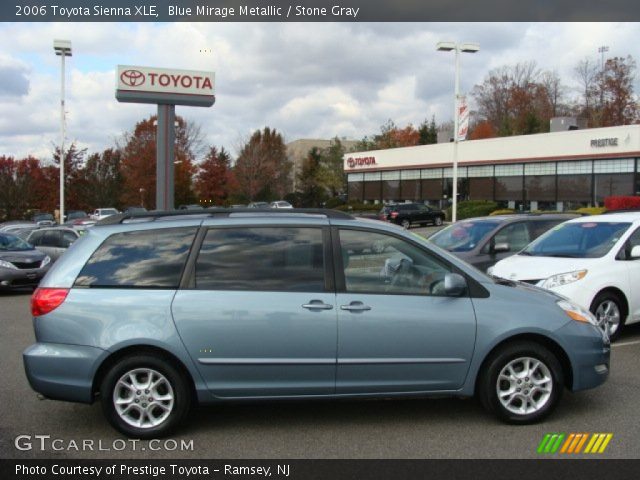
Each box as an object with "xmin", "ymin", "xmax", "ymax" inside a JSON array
[{"xmin": 1, "ymin": 22, "xmax": 639, "ymax": 162}]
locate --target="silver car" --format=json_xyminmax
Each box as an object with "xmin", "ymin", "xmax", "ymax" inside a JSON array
[{"xmin": 26, "ymin": 227, "xmax": 82, "ymax": 263}]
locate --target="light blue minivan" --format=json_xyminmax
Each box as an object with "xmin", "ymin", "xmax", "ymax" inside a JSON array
[{"xmin": 23, "ymin": 209, "xmax": 610, "ymax": 438}]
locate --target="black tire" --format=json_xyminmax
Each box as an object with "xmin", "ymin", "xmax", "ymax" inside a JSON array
[
  {"xmin": 100, "ymin": 354, "xmax": 191, "ymax": 438},
  {"xmin": 401, "ymin": 219, "xmax": 411, "ymax": 229},
  {"xmin": 434, "ymin": 216, "xmax": 443, "ymax": 226},
  {"xmin": 590, "ymin": 291, "xmax": 625, "ymax": 342},
  {"xmin": 478, "ymin": 341, "xmax": 563, "ymax": 424}
]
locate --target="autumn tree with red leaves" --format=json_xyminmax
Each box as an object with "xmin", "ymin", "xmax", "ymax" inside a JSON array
[{"xmin": 194, "ymin": 146, "xmax": 237, "ymax": 206}]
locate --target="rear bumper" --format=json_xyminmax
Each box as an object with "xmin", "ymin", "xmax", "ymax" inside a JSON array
[
  {"xmin": 23, "ymin": 342, "xmax": 107, "ymax": 403},
  {"xmin": 555, "ymin": 322, "xmax": 610, "ymax": 391}
]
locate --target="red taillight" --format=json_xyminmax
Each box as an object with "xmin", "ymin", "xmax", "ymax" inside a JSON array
[
  {"xmin": 390, "ymin": 212, "xmax": 399, "ymax": 219},
  {"xmin": 31, "ymin": 288, "xmax": 69, "ymax": 316}
]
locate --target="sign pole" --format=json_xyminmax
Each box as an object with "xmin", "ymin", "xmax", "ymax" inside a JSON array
[{"xmin": 156, "ymin": 104, "xmax": 176, "ymax": 210}]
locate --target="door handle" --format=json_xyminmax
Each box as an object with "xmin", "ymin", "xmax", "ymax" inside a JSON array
[
  {"xmin": 340, "ymin": 302, "xmax": 372, "ymax": 312},
  {"xmin": 302, "ymin": 301, "xmax": 334, "ymax": 310}
]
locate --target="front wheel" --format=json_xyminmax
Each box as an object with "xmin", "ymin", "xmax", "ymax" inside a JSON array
[
  {"xmin": 478, "ymin": 342, "xmax": 563, "ymax": 424},
  {"xmin": 401, "ymin": 219, "xmax": 411, "ymax": 229},
  {"xmin": 590, "ymin": 292, "xmax": 625, "ymax": 342},
  {"xmin": 100, "ymin": 354, "xmax": 191, "ymax": 438}
]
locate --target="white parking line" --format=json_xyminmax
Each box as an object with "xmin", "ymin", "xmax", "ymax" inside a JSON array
[{"xmin": 612, "ymin": 339, "xmax": 640, "ymax": 348}]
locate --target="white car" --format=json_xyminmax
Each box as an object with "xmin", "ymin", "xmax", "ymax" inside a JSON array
[
  {"xmin": 270, "ymin": 201, "xmax": 293, "ymax": 209},
  {"xmin": 490, "ymin": 212, "xmax": 640, "ymax": 340},
  {"xmin": 90, "ymin": 208, "xmax": 120, "ymax": 221}
]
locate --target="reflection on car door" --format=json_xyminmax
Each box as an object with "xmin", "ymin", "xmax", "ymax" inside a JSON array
[
  {"xmin": 171, "ymin": 225, "xmax": 337, "ymax": 398},
  {"xmin": 622, "ymin": 227, "xmax": 640, "ymax": 322},
  {"xmin": 334, "ymin": 228, "xmax": 476, "ymax": 394},
  {"xmin": 477, "ymin": 222, "xmax": 531, "ymax": 271}
]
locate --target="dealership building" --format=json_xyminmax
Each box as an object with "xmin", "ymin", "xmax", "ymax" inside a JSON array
[{"xmin": 344, "ymin": 124, "xmax": 640, "ymax": 211}]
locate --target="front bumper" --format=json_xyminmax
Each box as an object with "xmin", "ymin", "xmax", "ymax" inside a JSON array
[
  {"xmin": 0, "ymin": 267, "xmax": 47, "ymax": 289},
  {"xmin": 23, "ymin": 342, "xmax": 107, "ymax": 403},
  {"xmin": 555, "ymin": 321, "xmax": 610, "ymax": 392}
]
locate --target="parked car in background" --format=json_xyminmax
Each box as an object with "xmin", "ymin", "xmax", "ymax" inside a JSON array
[
  {"xmin": 123, "ymin": 206, "xmax": 148, "ymax": 215},
  {"xmin": 430, "ymin": 214, "xmax": 577, "ymax": 271},
  {"xmin": 379, "ymin": 203, "xmax": 445, "ymax": 229},
  {"xmin": 178, "ymin": 204, "xmax": 204, "ymax": 210},
  {"xmin": 270, "ymin": 200, "xmax": 293, "ymax": 209},
  {"xmin": 23, "ymin": 209, "xmax": 609, "ymax": 438},
  {"xmin": 31, "ymin": 213, "xmax": 55, "ymax": 227},
  {"xmin": 0, "ymin": 232, "xmax": 50, "ymax": 289},
  {"xmin": 27, "ymin": 227, "xmax": 83, "ymax": 263},
  {"xmin": 248, "ymin": 202, "xmax": 270, "ymax": 209},
  {"xmin": 63, "ymin": 211, "xmax": 95, "ymax": 229},
  {"xmin": 490, "ymin": 212, "xmax": 640, "ymax": 341},
  {"xmin": 13, "ymin": 225, "xmax": 42, "ymax": 241},
  {"xmin": 90, "ymin": 208, "xmax": 119, "ymax": 221},
  {"xmin": 0, "ymin": 221, "xmax": 37, "ymax": 233}
]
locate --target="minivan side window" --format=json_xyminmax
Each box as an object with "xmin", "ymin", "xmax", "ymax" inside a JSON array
[
  {"xmin": 339, "ymin": 229, "xmax": 451, "ymax": 295},
  {"xmin": 75, "ymin": 227, "xmax": 197, "ymax": 288},
  {"xmin": 195, "ymin": 227, "xmax": 325, "ymax": 292},
  {"xmin": 486, "ymin": 222, "xmax": 530, "ymax": 253}
]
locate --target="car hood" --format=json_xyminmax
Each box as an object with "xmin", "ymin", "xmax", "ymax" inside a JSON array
[
  {"xmin": 492, "ymin": 254, "xmax": 600, "ymax": 281},
  {"xmin": 0, "ymin": 249, "xmax": 45, "ymax": 263}
]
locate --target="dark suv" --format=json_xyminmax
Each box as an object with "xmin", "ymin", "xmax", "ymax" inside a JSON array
[
  {"xmin": 379, "ymin": 203, "xmax": 445, "ymax": 229},
  {"xmin": 429, "ymin": 214, "xmax": 578, "ymax": 272}
]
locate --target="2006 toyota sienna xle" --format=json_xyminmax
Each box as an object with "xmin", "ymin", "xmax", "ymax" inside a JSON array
[{"xmin": 23, "ymin": 209, "xmax": 610, "ymax": 438}]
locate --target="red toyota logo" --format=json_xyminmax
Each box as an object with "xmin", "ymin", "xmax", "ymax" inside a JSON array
[
  {"xmin": 120, "ymin": 70, "xmax": 145, "ymax": 87},
  {"xmin": 347, "ymin": 157, "xmax": 356, "ymax": 168}
]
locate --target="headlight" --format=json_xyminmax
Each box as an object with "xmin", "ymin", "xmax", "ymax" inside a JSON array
[
  {"xmin": 557, "ymin": 300, "xmax": 597, "ymax": 326},
  {"xmin": 541, "ymin": 269, "xmax": 587, "ymax": 289},
  {"xmin": 0, "ymin": 259, "xmax": 17, "ymax": 270},
  {"xmin": 41, "ymin": 256, "xmax": 51, "ymax": 267}
]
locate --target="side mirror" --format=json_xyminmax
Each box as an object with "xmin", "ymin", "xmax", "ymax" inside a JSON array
[
  {"xmin": 631, "ymin": 245, "xmax": 640, "ymax": 259},
  {"xmin": 444, "ymin": 273, "xmax": 467, "ymax": 297},
  {"xmin": 493, "ymin": 242, "xmax": 510, "ymax": 253}
]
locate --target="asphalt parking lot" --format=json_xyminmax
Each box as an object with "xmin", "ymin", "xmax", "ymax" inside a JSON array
[{"xmin": 0, "ymin": 279, "xmax": 638, "ymax": 459}]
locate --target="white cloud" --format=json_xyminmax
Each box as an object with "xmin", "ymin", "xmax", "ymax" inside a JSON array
[{"xmin": 1, "ymin": 22, "xmax": 639, "ymax": 160}]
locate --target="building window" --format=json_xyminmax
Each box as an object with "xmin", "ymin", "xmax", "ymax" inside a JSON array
[
  {"xmin": 525, "ymin": 175, "xmax": 556, "ymax": 202},
  {"xmin": 400, "ymin": 180, "xmax": 421, "ymax": 200},
  {"xmin": 443, "ymin": 177, "xmax": 469, "ymax": 202},
  {"xmin": 421, "ymin": 179, "xmax": 443, "ymax": 201},
  {"xmin": 382, "ymin": 180, "xmax": 400, "ymax": 200},
  {"xmin": 495, "ymin": 164, "xmax": 524, "ymax": 177},
  {"xmin": 421, "ymin": 168, "xmax": 443, "ymax": 179},
  {"xmin": 364, "ymin": 172, "xmax": 381, "ymax": 181},
  {"xmin": 443, "ymin": 167, "xmax": 468, "ymax": 178},
  {"xmin": 557, "ymin": 175, "xmax": 592, "ymax": 202},
  {"xmin": 381, "ymin": 171, "xmax": 401, "ymax": 181},
  {"xmin": 348, "ymin": 182, "xmax": 364, "ymax": 202},
  {"xmin": 593, "ymin": 159, "xmax": 635, "ymax": 173},
  {"xmin": 468, "ymin": 165, "xmax": 494, "ymax": 178},
  {"xmin": 524, "ymin": 162, "xmax": 556, "ymax": 176},
  {"xmin": 401, "ymin": 170, "xmax": 421, "ymax": 180},
  {"xmin": 347, "ymin": 173, "xmax": 364, "ymax": 182},
  {"xmin": 468, "ymin": 178, "xmax": 494, "ymax": 200},
  {"xmin": 363, "ymin": 181, "xmax": 381, "ymax": 201},
  {"xmin": 495, "ymin": 176, "xmax": 524, "ymax": 202},
  {"xmin": 557, "ymin": 161, "xmax": 592, "ymax": 175},
  {"xmin": 594, "ymin": 173, "xmax": 635, "ymax": 204}
]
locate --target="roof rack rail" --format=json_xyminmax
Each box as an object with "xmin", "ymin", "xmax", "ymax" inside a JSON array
[{"xmin": 96, "ymin": 208, "xmax": 355, "ymax": 225}]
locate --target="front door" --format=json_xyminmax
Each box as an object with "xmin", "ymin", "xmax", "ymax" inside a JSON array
[
  {"xmin": 334, "ymin": 228, "xmax": 477, "ymax": 394},
  {"xmin": 172, "ymin": 225, "xmax": 337, "ymax": 398}
]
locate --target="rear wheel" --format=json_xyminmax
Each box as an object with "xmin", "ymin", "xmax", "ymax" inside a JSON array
[
  {"xmin": 434, "ymin": 216, "xmax": 443, "ymax": 226},
  {"xmin": 478, "ymin": 342, "xmax": 563, "ymax": 424},
  {"xmin": 590, "ymin": 292, "xmax": 625, "ymax": 342},
  {"xmin": 100, "ymin": 354, "xmax": 191, "ymax": 438}
]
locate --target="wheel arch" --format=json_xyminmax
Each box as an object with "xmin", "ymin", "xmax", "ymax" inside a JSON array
[
  {"xmin": 91, "ymin": 345, "xmax": 197, "ymax": 402},
  {"xmin": 590, "ymin": 287, "xmax": 629, "ymax": 320},
  {"xmin": 473, "ymin": 333, "xmax": 574, "ymax": 393}
]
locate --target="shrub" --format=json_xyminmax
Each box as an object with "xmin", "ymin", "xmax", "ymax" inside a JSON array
[
  {"xmin": 324, "ymin": 196, "xmax": 346, "ymax": 209},
  {"xmin": 574, "ymin": 207, "xmax": 607, "ymax": 216},
  {"xmin": 335, "ymin": 202, "xmax": 380, "ymax": 213},
  {"xmin": 490, "ymin": 209, "xmax": 516, "ymax": 216},
  {"xmin": 604, "ymin": 196, "xmax": 640, "ymax": 211},
  {"xmin": 447, "ymin": 200, "xmax": 499, "ymax": 221}
]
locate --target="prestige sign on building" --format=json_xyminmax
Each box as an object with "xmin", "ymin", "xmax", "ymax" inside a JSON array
[{"xmin": 116, "ymin": 65, "xmax": 215, "ymax": 106}]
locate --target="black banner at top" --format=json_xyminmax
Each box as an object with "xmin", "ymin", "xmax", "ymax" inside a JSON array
[{"xmin": 3, "ymin": 0, "xmax": 640, "ymax": 22}]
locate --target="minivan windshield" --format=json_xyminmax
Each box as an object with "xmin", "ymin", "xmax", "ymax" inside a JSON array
[
  {"xmin": 0, "ymin": 233, "xmax": 34, "ymax": 251},
  {"xmin": 430, "ymin": 220, "xmax": 500, "ymax": 252},
  {"xmin": 521, "ymin": 221, "xmax": 630, "ymax": 258}
]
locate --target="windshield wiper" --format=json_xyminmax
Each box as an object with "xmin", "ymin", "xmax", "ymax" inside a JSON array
[
  {"xmin": 543, "ymin": 253, "xmax": 580, "ymax": 258},
  {"xmin": 519, "ymin": 251, "xmax": 534, "ymax": 256}
]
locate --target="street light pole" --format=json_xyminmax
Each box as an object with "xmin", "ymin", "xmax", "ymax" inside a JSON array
[
  {"xmin": 437, "ymin": 41, "xmax": 479, "ymax": 223},
  {"xmin": 54, "ymin": 40, "xmax": 72, "ymax": 224}
]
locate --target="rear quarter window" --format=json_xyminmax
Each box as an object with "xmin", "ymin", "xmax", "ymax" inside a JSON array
[{"xmin": 75, "ymin": 227, "xmax": 197, "ymax": 288}]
